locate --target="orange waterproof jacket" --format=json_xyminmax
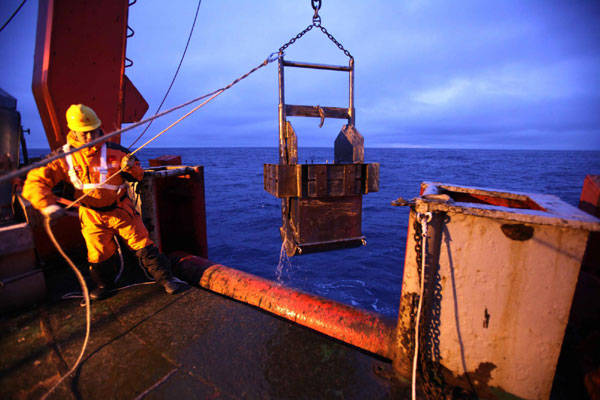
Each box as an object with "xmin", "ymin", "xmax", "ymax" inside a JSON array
[{"xmin": 23, "ymin": 132, "xmax": 143, "ymax": 211}]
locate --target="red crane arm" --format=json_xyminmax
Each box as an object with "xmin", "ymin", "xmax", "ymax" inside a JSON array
[{"xmin": 32, "ymin": 0, "xmax": 148, "ymax": 150}]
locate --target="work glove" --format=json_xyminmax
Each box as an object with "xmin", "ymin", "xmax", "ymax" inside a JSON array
[
  {"xmin": 120, "ymin": 154, "xmax": 136, "ymax": 171},
  {"xmin": 41, "ymin": 204, "xmax": 67, "ymax": 224}
]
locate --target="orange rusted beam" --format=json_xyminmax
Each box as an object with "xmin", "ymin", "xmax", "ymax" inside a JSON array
[{"xmin": 171, "ymin": 252, "xmax": 396, "ymax": 360}]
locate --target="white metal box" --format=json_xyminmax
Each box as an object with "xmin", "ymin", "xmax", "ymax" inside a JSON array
[{"xmin": 395, "ymin": 182, "xmax": 600, "ymax": 399}]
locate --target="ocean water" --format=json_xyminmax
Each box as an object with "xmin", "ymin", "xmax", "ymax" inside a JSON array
[{"xmin": 29, "ymin": 147, "xmax": 600, "ymax": 316}]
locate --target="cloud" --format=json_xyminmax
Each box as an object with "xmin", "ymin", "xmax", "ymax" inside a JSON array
[{"xmin": 2, "ymin": 0, "xmax": 599, "ymax": 149}]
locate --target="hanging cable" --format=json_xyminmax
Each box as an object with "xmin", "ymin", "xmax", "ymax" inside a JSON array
[
  {"xmin": 61, "ymin": 53, "xmax": 277, "ymax": 211},
  {"xmin": 128, "ymin": 0, "xmax": 202, "ymax": 149},
  {"xmin": 0, "ymin": 0, "xmax": 27, "ymax": 33}
]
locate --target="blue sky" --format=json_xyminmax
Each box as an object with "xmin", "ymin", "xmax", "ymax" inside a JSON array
[{"xmin": 1, "ymin": 0, "xmax": 599, "ymax": 149}]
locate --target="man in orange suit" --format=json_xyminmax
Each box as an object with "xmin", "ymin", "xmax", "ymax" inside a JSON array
[{"xmin": 23, "ymin": 104, "xmax": 180, "ymax": 299}]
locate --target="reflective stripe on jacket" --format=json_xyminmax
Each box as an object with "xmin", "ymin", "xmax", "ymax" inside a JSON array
[{"xmin": 23, "ymin": 132, "xmax": 144, "ymax": 210}]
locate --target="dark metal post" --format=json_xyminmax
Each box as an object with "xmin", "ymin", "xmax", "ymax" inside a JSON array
[
  {"xmin": 19, "ymin": 127, "xmax": 29, "ymax": 165},
  {"xmin": 278, "ymin": 55, "xmax": 287, "ymax": 164},
  {"xmin": 349, "ymin": 58, "xmax": 355, "ymax": 126}
]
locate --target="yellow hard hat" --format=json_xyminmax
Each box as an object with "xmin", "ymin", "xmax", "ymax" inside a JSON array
[{"xmin": 66, "ymin": 104, "xmax": 101, "ymax": 132}]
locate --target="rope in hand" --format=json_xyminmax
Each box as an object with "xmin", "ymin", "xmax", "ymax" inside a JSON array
[
  {"xmin": 41, "ymin": 218, "xmax": 91, "ymax": 400},
  {"xmin": 0, "ymin": 51, "xmax": 277, "ymax": 187},
  {"xmin": 413, "ymin": 212, "xmax": 432, "ymax": 400},
  {"xmin": 0, "ymin": 88, "xmax": 214, "ymax": 185},
  {"xmin": 51, "ymin": 54, "xmax": 277, "ymax": 211}
]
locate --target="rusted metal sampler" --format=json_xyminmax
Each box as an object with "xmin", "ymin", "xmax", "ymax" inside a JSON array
[{"xmin": 264, "ymin": 43, "xmax": 379, "ymax": 257}]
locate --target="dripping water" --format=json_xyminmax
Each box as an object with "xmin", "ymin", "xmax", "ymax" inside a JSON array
[{"xmin": 276, "ymin": 241, "xmax": 293, "ymax": 283}]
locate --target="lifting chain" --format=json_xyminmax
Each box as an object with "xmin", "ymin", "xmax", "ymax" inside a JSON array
[
  {"xmin": 414, "ymin": 218, "xmax": 423, "ymax": 276},
  {"xmin": 278, "ymin": 0, "xmax": 353, "ymax": 59},
  {"xmin": 412, "ymin": 213, "xmax": 473, "ymax": 399},
  {"xmin": 413, "ymin": 213, "xmax": 447, "ymax": 400}
]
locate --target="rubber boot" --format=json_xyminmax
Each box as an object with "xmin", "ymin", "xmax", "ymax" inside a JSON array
[
  {"xmin": 89, "ymin": 255, "xmax": 118, "ymax": 300},
  {"xmin": 135, "ymin": 245, "xmax": 180, "ymax": 294}
]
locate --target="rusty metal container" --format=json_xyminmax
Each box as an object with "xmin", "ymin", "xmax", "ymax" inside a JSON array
[
  {"xmin": 0, "ymin": 223, "xmax": 45, "ymax": 313},
  {"xmin": 148, "ymin": 155, "xmax": 182, "ymax": 167},
  {"xmin": 134, "ymin": 166, "xmax": 207, "ymax": 258},
  {"xmin": 264, "ymin": 162, "xmax": 379, "ymax": 255},
  {"xmin": 579, "ymin": 174, "xmax": 600, "ymax": 277},
  {"xmin": 264, "ymin": 55, "xmax": 379, "ymax": 256},
  {"xmin": 395, "ymin": 182, "xmax": 600, "ymax": 399}
]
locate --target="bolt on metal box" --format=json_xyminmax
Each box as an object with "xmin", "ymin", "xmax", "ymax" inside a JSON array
[{"xmin": 395, "ymin": 182, "xmax": 600, "ymax": 399}]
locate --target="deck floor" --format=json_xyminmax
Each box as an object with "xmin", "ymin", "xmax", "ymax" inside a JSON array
[
  {"xmin": 1, "ymin": 273, "xmax": 409, "ymax": 399},
  {"xmin": 2, "ymin": 258, "xmax": 596, "ymax": 399}
]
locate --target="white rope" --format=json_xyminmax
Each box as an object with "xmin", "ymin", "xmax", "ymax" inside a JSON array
[
  {"xmin": 0, "ymin": 89, "xmax": 218, "ymax": 185},
  {"xmin": 0, "ymin": 53, "xmax": 278, "ymax": 186},
  {"xmin": 58, "ymin": 87, "xmax": 226, "ymax": 211},
  {"xmin": 412, "ymin": 211, "xmax": 432, "ymax": 400},
  {"xmin": 114, "ymin": 237, "xmax": 125, "ymax": 283},
  {"xmin": 133, "ymin": 367, "xmax": 178, "ymax": 400},
  {"xmin": 64, "ymin": 56, "xmax": 276, "ymax": 212},
  {"xmin": 62, "ymin": 282, "xmax": 156, "ymax": 307},
  {"xmin": 41, "ymin": 218, "xmax": 91, "ymax": 400}
]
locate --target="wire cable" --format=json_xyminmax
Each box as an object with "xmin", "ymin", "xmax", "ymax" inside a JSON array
[
  {"xmin": 128, "ymin": 0, "xmax": 202, "ymax": 149},
  {"xmin": 0, "ymin": 88, "xmax": 219, "ymax": 185},
  {"xmin": 63, "ymin": 88, "xmax": 222, "ymax": 211},
  {"xmin": 1, "ymin": 52, "xmax": 277, "ymax": 186},
  {"xmin": 59, "ymin": 55, "xmax": 276, "ymax": 211},
  {"xmin": 0, "ymin": 0, "xmax": 27, "ymax": 33},
  {"xmin": 41, "ymin": 218, "xmax": 91, "ymax": 400}
]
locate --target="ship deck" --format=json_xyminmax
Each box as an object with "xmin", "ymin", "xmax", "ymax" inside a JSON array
[
  {"xmin": 2, "ymin": 251, "xmax": 597, "ymax": 399},
  {"xmin": 0, "ymin": 262, "xmax": 409, "ymax": 399}
]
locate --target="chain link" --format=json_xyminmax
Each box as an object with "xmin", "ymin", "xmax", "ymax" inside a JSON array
[
  {"xmin": 278, "ymin": 24, "xmax": 314, "ymax": 54},
  {"xmin": 277, "ymin": 0, "xmax": 353, "ymax": 59},
  {"xmin": 278, "ymin": 23, "xmax": 353, "ymax": 59},
  {"xmin": 316, "ymin": 24, "xmax": 353, "ymax": 59},
  {"xmin": 413, "ymin": 213, "xmax": 467, "ymax": 399},
  {"xmin": 311, "ymin": 0, "xmax": 322, "ymax": 25},
  {"xmin": 414, "ymin": 219, "xmax": 423, "ymax": 276}
]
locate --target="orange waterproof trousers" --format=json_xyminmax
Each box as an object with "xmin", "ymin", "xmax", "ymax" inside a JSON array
[{"xmin": 79, "ymin": 196, "xmax": 152, "ymax": 263}]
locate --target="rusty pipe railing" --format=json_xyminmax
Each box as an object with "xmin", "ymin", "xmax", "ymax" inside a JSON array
[{"xmin": 171, "ymin": 252, "xmax": 396, "ymax": 360}]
